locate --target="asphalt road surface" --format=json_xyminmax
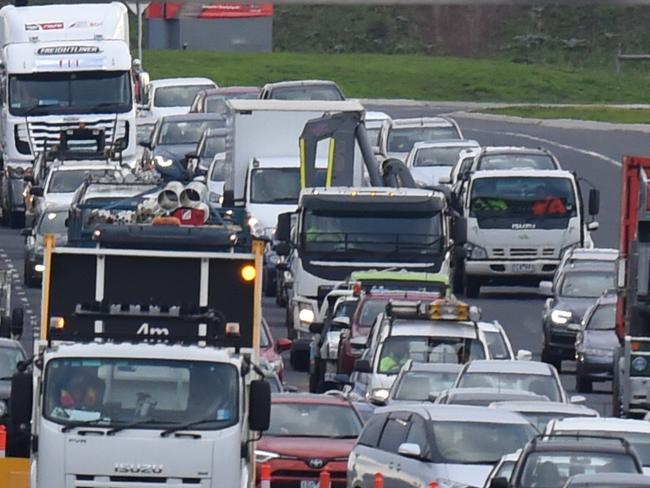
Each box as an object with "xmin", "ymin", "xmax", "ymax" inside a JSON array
[{"xmin": 4, "ymin": 102, "xmax": 646, "ymax": 416}]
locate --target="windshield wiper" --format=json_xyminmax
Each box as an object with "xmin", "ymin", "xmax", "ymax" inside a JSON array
[
  {"xmin": 160, "ymin": 418, "xmax": 221, "ymax": 437},
  {"xmin": 86, "ymin": 102, "xmax": 122, "ymax": 112},
  {"xmin": 61, "ymin": 417, "xmax": 112, "ymax": 433},
  {"xmin": 106, "ymin": 418, "xmax": 170, "ymax": 436}
]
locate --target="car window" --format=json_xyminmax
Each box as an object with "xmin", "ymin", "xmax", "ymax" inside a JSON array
[
  {"xmin": 478, "ymin": 154, "xmax": 557, "ymax": 170},
  {"xmin": 387, "ymin": 127, "xmax": 460, "ymax": 153},
  {"xmin": 378, "ymin": 416, "xmax": 410, "ymax": 453},
  {"xmin": 154, "ymin": 84, "xmax": 215, "ymax": 107},
  {"xmin": 414, "ymin": 146, "xmax": 469, "ymax": 167},
  {"xmin": 586, "ymin": 304, "xmax": 615, "ymax": 330},
  {"xmin": 483, "ymin": 330, "xmax": 511, "ymax": 359},
  {"xmin": 357, "ymin": 299, "xmax": 389, "ymax": 327},
  {"xmin": 457, "ymin": 372, "xmax": 562, "ymax": 402},
  {"xmin": 0, "ymin": 346, "xmax": 24, "ymax": 378},
  {"xmin": 559, "ymin": 271, "xmax": 615, "ymax": 298},
  {"xmin": 393, "ymin": 371, "xmax": 459, "ymax": 401},
  {"xmin": 358, "ymin": 413, "xmax": 388, "ymax": 447},
  {"xmin": 406, "ymin": 414, "xmax": 431, "ymax": 459}
]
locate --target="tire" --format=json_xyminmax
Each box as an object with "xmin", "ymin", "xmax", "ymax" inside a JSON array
[
  {"xmin": 576, "ymin": 373, "xmax": 593, "ymax": 394},
  {"xmin": 541, "ymin": 347, "xmax": 562, "ymax": 373},
  {"xmin": 464, "ymin": 276, "xmax": 481, "ymax": 299},
  {"xmin": 452, "ymin": 258, "xmax": 465, "ymax": 295},
  {"xmin": 290, "ymin": 341, "xmax": 310, "ymax": 372},
  {"xmin": 9, "ymin": 211, "xmax": 24, "ymax": 229},
  {"xmin": 263, "ymin": 268, "xmax": 275, "ymax": 297},
  {"xmin": 23, "ymin": 259, "xmax": 38, "ymax": 288}
]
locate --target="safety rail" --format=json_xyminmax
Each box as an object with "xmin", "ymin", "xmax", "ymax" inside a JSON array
[{"xmin": 615, "ymin": 51, "xmax": 650, "ymax": 73}]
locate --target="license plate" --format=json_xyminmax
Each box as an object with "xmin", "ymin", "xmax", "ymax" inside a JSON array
[
  {"xmin": 300, "ymin": 482, "xmax": 319, "ymax": 488},
  {"xmin": 512, "ymin": 263, "xmax": 535, "ymax": 273}
]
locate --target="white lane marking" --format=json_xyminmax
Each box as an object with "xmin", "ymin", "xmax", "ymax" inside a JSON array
[{"xmin": 466, "ymin": 127, "xmax": 621, "ymax": 167}]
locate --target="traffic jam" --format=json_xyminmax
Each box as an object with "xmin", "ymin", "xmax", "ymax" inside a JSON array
[{"xmin": 0, "ymin": 2, "xmax": 646, "ymax": 488}]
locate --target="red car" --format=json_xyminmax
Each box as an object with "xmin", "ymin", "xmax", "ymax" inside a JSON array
[
  {"xmin": 337, "ymin": 291, "xmax": 443, "ymax": 374},
  {"xmin": 261, "ymin": 317, "xmax": 292, "ymax": 381},
  {"xmin": 255, "ymin": 393, "xmax": 363, "ymax": 487}
]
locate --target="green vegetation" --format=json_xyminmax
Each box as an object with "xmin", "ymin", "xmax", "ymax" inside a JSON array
[
  {"xmin": 482, "ymin": 106, "xmax": 650, "ymax": 124},
  {"xmin": 142, "ymin": 49, "xmax": 650, "ymax": 103}
]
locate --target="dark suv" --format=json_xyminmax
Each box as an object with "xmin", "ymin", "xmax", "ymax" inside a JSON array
[{"xmin": 490, "ymin": 434, "xmax": 643, "ymax": 488}]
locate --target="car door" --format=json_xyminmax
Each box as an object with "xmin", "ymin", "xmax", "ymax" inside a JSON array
[
  {"xmin": 349, "ymin": 412, "xmax": 388, "ymax": 487},
  {"xmin": 375, "ymin": 412, "xmax": 413, "ymax": 488},
  {"xmin": 398, "ymin": 413, "xmax": 438, "ymax": 487}
]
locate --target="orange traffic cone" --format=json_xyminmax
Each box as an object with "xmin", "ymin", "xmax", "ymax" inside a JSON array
[
  {"xmin": 319, "ymin": 469, "xmax": 331, "ymax": 488},
  {"xmin": 374, "ymin": 472, "xmax": 384, "ymax": 488},
  {"xmin": 260, "ymin": 463, "xmax": 271, "ymax": 488}
]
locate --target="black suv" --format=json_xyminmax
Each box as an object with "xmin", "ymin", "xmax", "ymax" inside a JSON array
[{"xmin": 490, "ymin": 434, "xmax": 643, "ymax": 488}]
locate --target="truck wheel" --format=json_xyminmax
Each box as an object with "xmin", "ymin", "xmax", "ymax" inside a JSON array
[
  {"xmin": 576, "ymin": 374, "xmax": 593, "ymax": 394},
  {"xmin": 23, "ymin": 260, "xmax": 38, "ymax": 288},
  {"xmin": 541, "ymin": 347, "xmax": 562, "ymax": 373},
  {"xmin": 464, "ymin": 276, "xmax": 481, "ymax": 299},
  {"xmin": 9, "ymin": 211, "xmax": 24, "ymax": 229},
  {"xmin": 452, "ymin": 259, "xmax": 465, "ymax": 295}
]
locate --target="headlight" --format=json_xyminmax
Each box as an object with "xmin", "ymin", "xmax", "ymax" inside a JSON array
[
  {"xmin": 154, "ymin": 155, "xmax": 174, "ymax": 168},
  {"xmin": 255, "ymin": 449, "xmax": 280, "ymax": 463},
  {"xmin": 551, "ymin": 310, "xmax": 572, "ymax": 325},
  {"xmin": 298, "ymin": 304, "xmax": 315, "ymax": 324},
  {"xmin": 248, "ymin": 216, "xmax": 264, "ymax": 237},
  {"xmin": 632, "ymin": 356, "xmax": 648, "ymax": 372},
  {"xmin": 465, "ymin": 242, "xmax": 488, "ymax": 260}
]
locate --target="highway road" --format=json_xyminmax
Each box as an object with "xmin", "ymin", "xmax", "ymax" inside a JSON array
[{"xmin": 4, "ymin": 102, "xmax": 644, "ymax": 415}]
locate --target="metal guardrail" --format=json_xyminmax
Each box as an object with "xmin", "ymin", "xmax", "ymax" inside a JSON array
[{"xmin": 615, "ymin": 51, "xmax": 650, "ymax": 73}]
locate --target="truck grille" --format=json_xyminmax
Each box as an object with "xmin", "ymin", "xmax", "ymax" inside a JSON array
[
  {"xmin": 491, "ymin": 247, "xmax": 556, "ymax": 259},
  {"xmin": 16, "ymin": 118, "xmax": 128, "ymax": 155},
  {"xmin": 73, "ymin": 474, "xmax": 204, "ymax": 488}
]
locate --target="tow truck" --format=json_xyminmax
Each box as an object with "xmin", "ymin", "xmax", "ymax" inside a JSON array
[
  {"xmin": 0, "ymin": 210, "xmax": 271, "ymax": 487},
  {"xmin": 613, "ymin": 156, "xmax": 650, "ymax": 417}
]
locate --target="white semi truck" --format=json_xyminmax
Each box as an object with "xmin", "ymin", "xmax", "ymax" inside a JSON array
[
  {"xmin": 0, "ymin": 2, "xmax": 140, "ymax": 227},
  {"xmin": 1, "ymin": 227, "xmax": 271, "ymax": 488}
]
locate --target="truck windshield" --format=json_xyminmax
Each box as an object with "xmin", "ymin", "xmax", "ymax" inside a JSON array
[
  {"xmin": 154, "ymin": 85, "xmax": 214, "ymax": 107},
  {"xmin": 469, "ymin": 176, "xmax": 577, "ymax": 229},
  {"xmin": 9, "ymin": 71, "xmax": 131, "ymax": 116},
  {"xmin": 387, "ymin": 126, "xmax": 460, "ymax": 153},
  {"xmin": 251, "ymin": 168, "xmax": 325, "ymax": 204},
  {"xmin": 48, "ymin": 169, "xmax": 117, "ymax": 193},
  {"xmin": 378, "ymin": 335, "xmax": 485, "ymax": 374},
  {"xmin": 302, "ymin": 210, "xmax": 443, "ymax": 256},
  {"xmin": 44, "ymin": 358, "xmax": 238, "ymax": 430}
]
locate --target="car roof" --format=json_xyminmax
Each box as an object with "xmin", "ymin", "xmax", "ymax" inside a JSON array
[
  {"xmin": 445, "ymin": 387, "xmax": 549, "ymax": 401},
  {"xmin": 377, "ymin": 403, "xmax": 532, "ymax": 424},
  {"xmin": 561, "ymin": 265, "xmax": 616, "ymax": 277},
  {"xmin": 477, "ymin": 146, "xmax": 554, "ymax": 156},
  {"xmin": 390, "ymin": 117, "xmax": 455, "ymax": 128},
  {"xmin": 464, "ymin": 360, "xmax": 552, "ymax": 375},
  {"xmin": 263, "ymin": 79, "xmax": 340, "ymax": 89},
  {"xmin": 531, "ymin": 435, "xmax": 632, "ymax": 453},
  {"xmin": 564, "ymin": 473, "xmax": 650, "ymax": 486},
  {"xmin": 412, "ymin": 139, "xmax": 480, "ymax": 150},
  {"xmin": 271, "ymin": 392, "xmax": 352, "ymax": 406},
  {"xmin": 471, "ymin": 169, "xmax": 573, "ymax": 179},
  {"xmin": 151, "ymin": 77, "xmax": 215, "ymax": 88},
  {"xmin": 566, "ymin": 248, "xmax": 619, "ymax": 260},
  {"xmin": 200, "ymin": 86, "xmax": 259, "ymax": 97},
  {"xmin": 407, "ymin": 362, "xmax": 462, "ymax": 373},
  {"xmin": 551, "ymin": 417, "xmax": 650, "ymax": 434},
  {"xmin": 0, "ymin": 338, "xmax": 25, "ymax": 352},
  {"xmin": 160, "ymin": 113, "xmax": 226, "ymax": 123},
  {"xmin": 490, "ymin": 401, "xmax": 598, "ymax": 415}
]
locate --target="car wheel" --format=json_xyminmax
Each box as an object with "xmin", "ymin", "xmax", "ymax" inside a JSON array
[
  {"xmin": 263, "ymin": 268, "xmax": 275, "ymax": 297},
  {"xmin": 576, "ymin": 373, "xmax": 593, "ymax": 394},
  {"xmin": 464, "ymin": 276, "xmax": 481, "ymax": 299}
]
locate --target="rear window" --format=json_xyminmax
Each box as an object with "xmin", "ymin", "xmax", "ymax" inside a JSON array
[{"xmin": 357, "ymin": 299, "xmax": 388, "ymax": 327}]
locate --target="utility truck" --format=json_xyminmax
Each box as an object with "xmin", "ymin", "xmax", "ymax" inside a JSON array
[
  {"xmin": 1, "ymin": 224, "xmax": 271, "ymax": 487},
  {"xmin": 0, "ymin": 2, "xmax": 143, "ymax": 227}
]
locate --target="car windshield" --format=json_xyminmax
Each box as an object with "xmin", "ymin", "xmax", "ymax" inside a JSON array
[
  {"xmin": 137, "ymin": 123, "xmax": 155, "ymax": 145},
  {"xmin": 270, "ymin": 85, "xmax": 343, "ymax": 100},
  {"xmin": 483, "ymin": 330, "xmax": 511, "ymax": 359},
  {"xmin": 154, "ymin": 85, "xmax": 214, "ymax": 107},
  {"xmin": 478, "ymin": 154, "xmax": 557, "ymax": 170},
  {"xmin": 202, "ymin": 136, "xmax": 226, "ymax": 159},
  {"xmin": 413, "ymin": 146, "xmax": 470, "ymax": 167},
  {"xmin": 378, "ymin": 335, "xmax": 486, "ymax": 373},
  {"xmin": 586, "ymin": 304, "xmax": 615, "ymax": 330},
  {"xmin": 266, "ymin": 403, "xmax": 362, "ymax": 438},
  {"xmin": 44, "ymin": 358, "xmax": 238, "ymax": 429},
  {"xmin": 519, "ymin": 451, "xmax": 638, "ymax": 488},
  {"xmin": 560, "ymin": 272, "xmax": 615, "ymax": 298},
  {"xmin": 37, "ymin": 211, "xmax": 67, "ymax": 235},
  {"xmin": 432, "ymin": 421, "xmax": 535, "ymax": 464},
  {"xmin": 158, "ymin": 119, "xmax": 224, "ymax": 145},
  {"xmin": 387, "ymin": 127, "xmax": 461, "ymax": 153},
  {"xmin": 302, "ymin": 210, "xmax": 443, "ymax": 257},
  {"xmin": 393, "ymin": 370, "xmax": 459, "ymax": 400},
  {"xmin": 557, "ymin": 431, "xmax": 650, "ymax": 466},
  {"xmin": 48, "ymin": 169, "xmax": 116, "ymax": 193},
  {"xmin": 469, "ymin": 176, "xmax": 577, "ymax": 230},
  {"xmin": 250, "ymin": 168, "xmax": 314, "ymax": 204},
  {"xmin": 520, "ymin": 413, "xmax": 592, "ymax": 433},
  {"xmin": 457, "ymin": 372, "xmax": 562, "ymax": 402},
  {"xmin": 334, "ymin": 300, "xmax": 358, "ymax": 320},
  {"xmin": 9, "ymin": 71, "xmax": 131, "ymax": 116},
  {"xmin": 0, "ymin": 346, "xmax": 24, "ymax": 379}
]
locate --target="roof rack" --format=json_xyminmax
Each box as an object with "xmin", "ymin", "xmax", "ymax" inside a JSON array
[{"xmin": 531, "ymin": 433, "xmax": 631, "ymax": 449}]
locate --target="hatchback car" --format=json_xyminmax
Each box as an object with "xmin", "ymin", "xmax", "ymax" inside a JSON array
[
  {"xmin": 256, "ymin": 393, "xmax": 363, "ymax": 488},
  {"xmin": 259, "ymin": 80, "xmax": 345, "ymax": 101},
  {"xmin": 348, "ymin": 404, "xmax": 536, "ymax": 488},
  {"xmin": 379, "ymin": 117, "xmax": 463, "ymax": 161}
]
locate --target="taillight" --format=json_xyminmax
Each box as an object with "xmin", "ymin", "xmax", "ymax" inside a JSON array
[{"xmin": 429, "ymin": 483, "xmax": 439, "ymax": 488}]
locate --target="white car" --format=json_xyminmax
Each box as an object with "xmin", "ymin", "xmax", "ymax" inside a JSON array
[
  {"xmin": 405, "ymin": 139, "xmax": 480, "ymax": 187},
  {"xmin": 144, "ymin": 77, "xmax": 218, "ymax": 119},
  {"xmin": 545, "ymin": 417, "xmax": 650, "ymax": 474},
  {"xmin": 363, "ymin": 111, "xmax": 391, "ymax": 151},
  {"xmin": 378, "ymin": 117, "xmax": 463, "ymax": 161},
  {"xmin": 206, "ymin": 153, "xmax": 226, "ymax": 207}
]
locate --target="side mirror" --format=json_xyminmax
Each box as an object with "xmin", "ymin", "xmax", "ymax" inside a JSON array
[
  {"xmin": 30, "ymin": 186, "xmax": 43, "ymax": 197},
  {"xmin": 588, "ymin": 188, "xmax": 600, "ymax": 216},
  {"xmin": 276, "ymin": 212, "xmax": 293, "ymax": 243},
  {"xmin": 275, "ymin": 337, "xmax": 292, "ymax": 353},
  {"xmin": 397, "ymin": 443, "xmax": 422, "ymax": 459},
  {"xmin": 516, "ymin": 349, "xmax": 533, "ymax": 361},
  {"xmin": 6, "ymin": 372, "xmax": 32, "ymax": 458},
  {"xmin": 453, "ymin": 217, "xmax": 467, "ymax": 245},
  {"xmin": 248, "ymin": 379, "xmax": 271, "ymax": 431},
  {"xmin": 275, "ymin": 242, "xmax": 290, "ymax": 257},
  {"xmin": 20, "ymin": 228, "xmax": 31, "ymax": 237},
  {"xmin": 538, "ymin": 281, "xmax": 553, "ymax": 297},
  {"xmin": 353, "ymin": 359, "xmax": 372, "ymax": 373},
  {"xmin": 570, "ymin": 395, "xmax": 586, "ymax": 404},
  {"xmin": 587, "ymin": 221, "xmax": 599, "ymax": 232},
  {"xmin": 309, "ymin": 322, "xmax": 323, "ymax": 334},
  {"xmin": 438, "ymin": 175, "xmax": 451, "ymax": 185},
  {"xmin": 369, "ymin": 388, "xmax": 389, "ymax": 406},
  {"xmin": 332, "ymin": 317, "xmax": 350, "ymax": 329},
  {"xmin": 489, "ymin": 477, "xmax": 510, "ymax": 488}
]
